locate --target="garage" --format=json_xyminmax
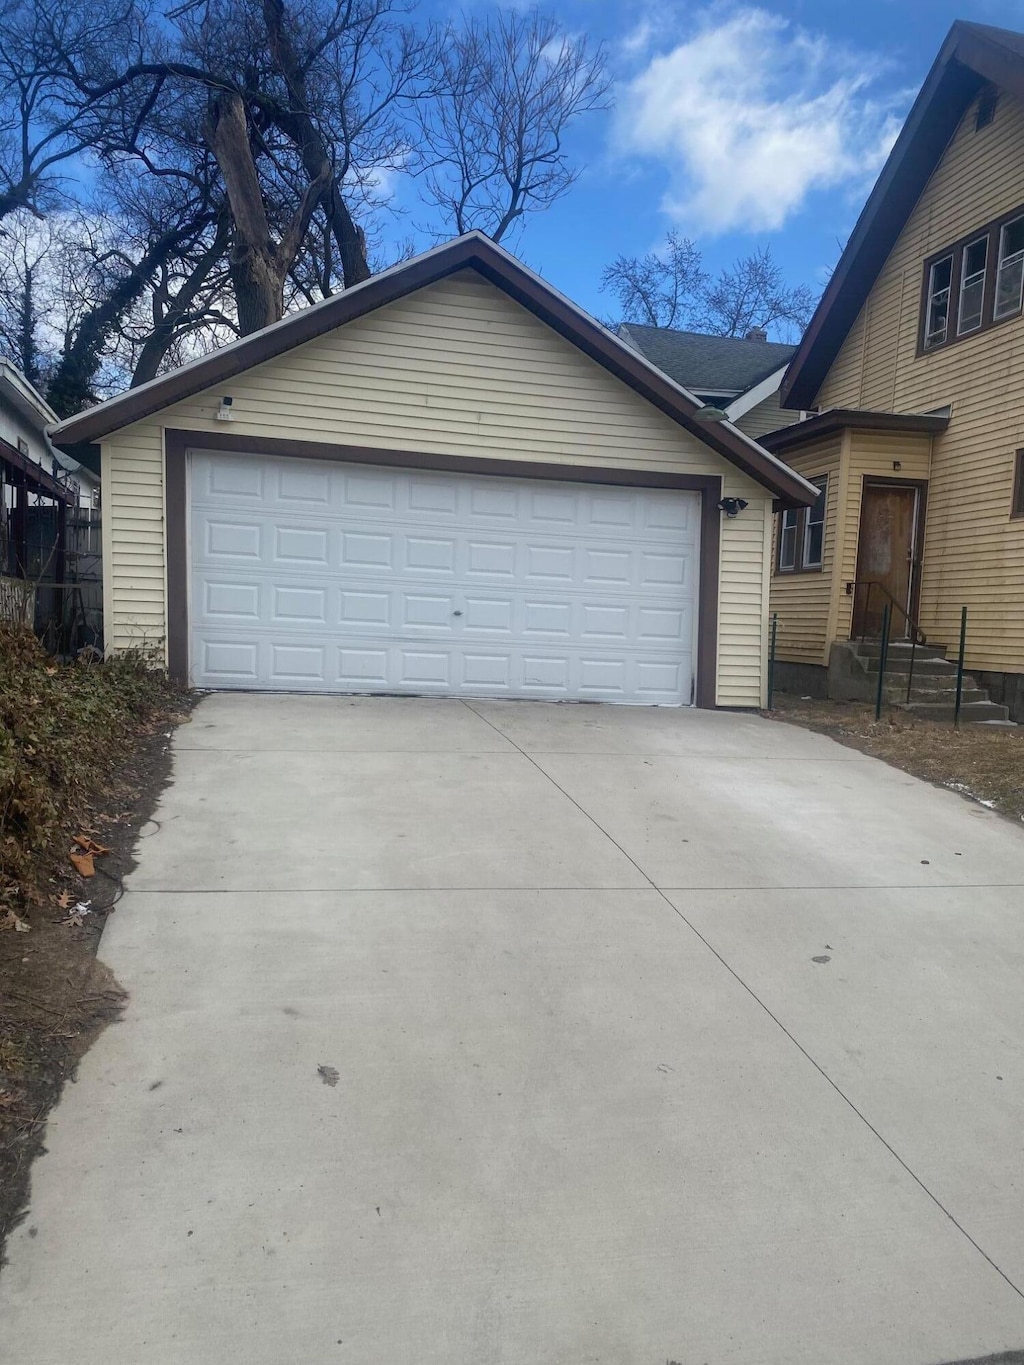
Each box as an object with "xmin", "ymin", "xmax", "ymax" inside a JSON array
[
  {"xmin": 52, "ymin": 232, "xmax": 817, "ymax": 710},
  {"xmin": 190, "ymin": 449, "xmax": 699, "ymax": 703}
]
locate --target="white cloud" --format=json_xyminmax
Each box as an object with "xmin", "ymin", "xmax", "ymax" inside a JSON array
[{"xmin": 614, "ymin": 6, "xmax": 903, "ymax": 235}]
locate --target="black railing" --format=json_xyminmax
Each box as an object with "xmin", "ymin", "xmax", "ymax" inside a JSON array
[{"xmin": 847, "ymin": 579, "xmax": 926, "ymax": 646}]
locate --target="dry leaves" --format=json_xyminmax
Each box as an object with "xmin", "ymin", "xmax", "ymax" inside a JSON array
[
  {"xmin": 69, "ymin": 834, "xmax": 111, "ymax": 879},
  {"xmin": 54, "ymin": 890, "xmax": 74, "ymax": 910},
  {"xmin": 1, "ymin": 910, "xmax": 30, "ymax": 933}
]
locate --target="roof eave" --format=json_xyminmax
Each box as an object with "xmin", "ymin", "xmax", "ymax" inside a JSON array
[
  {"xmin": 782, "ymin": 21, "xmax": 996, "ymax": 410},
  {"xmin": 53, "ymin": 232, "xmax": 816, "ymax": 504},
  {"xmin": 761, "ymin": 407, "xmax": 951, "ymax": 453}
]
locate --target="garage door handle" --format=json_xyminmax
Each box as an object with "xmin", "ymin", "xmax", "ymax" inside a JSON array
[{"xmin": 452, "ymin": 610, "xmax": 463, "ymax": 616}]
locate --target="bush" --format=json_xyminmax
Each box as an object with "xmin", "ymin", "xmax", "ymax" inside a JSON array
[{"xmin": 0, "ymin": 625, "xmax": 187, "ymax": 905}]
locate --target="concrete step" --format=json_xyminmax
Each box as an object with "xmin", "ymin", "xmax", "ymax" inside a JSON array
[
  {"xmin": 883, "ymin": 686, "xmax": 989, "ymax": 705},
  {"xmin": 861, "ymin": 656, "xmax": 962, "ymax": 677},
  {"xmin": 857, "ymin": 640, "xmax": 948, "ymax": 660},
  {"xmin": 895, "ymin": 700, "xmax": 1012, "ymax": 723}
]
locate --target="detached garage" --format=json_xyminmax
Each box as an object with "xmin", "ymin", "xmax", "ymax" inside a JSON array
[{"xmin": 52, "ymin": 233, "xmax": 815, "ymax": 709}]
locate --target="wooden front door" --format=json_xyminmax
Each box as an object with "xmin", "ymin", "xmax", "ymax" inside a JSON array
[{"xmin": 852, "ymin": 483, "xmax": 920, "ymax": 638}]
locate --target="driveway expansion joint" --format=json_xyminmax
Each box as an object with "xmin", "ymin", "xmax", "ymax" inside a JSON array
[{"xmin": 460, "ymin": 698, "xmax": 1024, "ymax": 1306}]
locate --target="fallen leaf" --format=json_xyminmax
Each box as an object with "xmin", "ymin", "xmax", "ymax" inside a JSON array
[
  {"xmin": 45, "ymin": 666, "xmax": 58, "ymax": 676},
  {"xmin": 70, "ymin": 852, "xmax": 95, "ymax": 878},
  {"xmin": 1, "ymin": 910, "xmax": 30, "ymax": 932},
  {"xmin": 62, "ymin": 912, "xmax": 88, "ymax": 927},
  {"xmin": 55, "ymin": 890, "xmax": 73, "ymax": 910},
  {"xmin": 73, "ymin": 835, "xmax": 111, "ymax": 856}
]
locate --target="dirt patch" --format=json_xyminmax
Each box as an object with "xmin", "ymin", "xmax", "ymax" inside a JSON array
[
  {"xmin": 768, "ymin": 693, "xmax": 1024, "ymax": 822},
  {"xmin": 0, "ymin": 630, "xmax": 191, "ymax": 1264}
]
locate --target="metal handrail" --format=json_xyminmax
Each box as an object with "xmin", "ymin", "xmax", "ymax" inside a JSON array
[{"xmin": 846, "ymin": 579, "xmax": 927, "ymax": 645}]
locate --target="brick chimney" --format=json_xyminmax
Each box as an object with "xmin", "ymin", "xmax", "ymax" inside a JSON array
[{"xmin": 744, "ymin": 326, "xmax": 768, "ymax": 342}]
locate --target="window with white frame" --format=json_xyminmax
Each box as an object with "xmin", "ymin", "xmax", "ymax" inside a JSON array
[
  {"xmin": 923, "ymin": 255, "xmax": 953, "ymax": 349},
  {"xmin": 777, "ymin": 476, "xmax": 827, "ymax": 573},
  {"xmin": 957, "ymin": 236, "xmax": 988, "ymax": 334},
  {"xmin": 994, "ymin": 216, "xmax": 1024, "ymax": 320}
]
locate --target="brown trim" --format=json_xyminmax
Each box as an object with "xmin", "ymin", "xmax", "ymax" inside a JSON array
[
  {"xmin": 915, "ymin": 200, "xmax": 1024, "ymax": 357},
  {"xmin": 164, "ymin": 432, "xmax": 189, "ymax": 682},
  {"xmin": 1011, "ymin": 449, "xmax": 1024, "ymax": 519},
  {"xmin": 781, "ymin": 21, "xmax": 1016, "ymax": 410},
  {"xmin": 762, "ymin": 407, "xmax": 949, "ymax": 454},
  {"xmin": 774, "ymin": 474, "xmax": 827, "ymax": 575},
  {"xmin": 854, "ymin": 476, "xmax": 929, "ymax": 626},
  {"xmin": 163, "ymin": 430, "xmax": 723, "ymax": 709},
  {"xmin": 55, "ymin": 234, "xmax": 814, "ymax": 505},
  {"xmin": 0, "ymin": 434, "xmax": 75, "ymax": 502}
]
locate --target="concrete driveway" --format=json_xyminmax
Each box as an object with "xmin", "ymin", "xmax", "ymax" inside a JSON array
[{"xmin": 4, "ymin": 696, "xmax": 1024, "ymax": 1365}]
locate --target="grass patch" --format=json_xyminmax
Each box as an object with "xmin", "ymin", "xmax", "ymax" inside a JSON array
[{"xmin": 769, "ymin": 693, "xmax": 1024, "ymax": 822}]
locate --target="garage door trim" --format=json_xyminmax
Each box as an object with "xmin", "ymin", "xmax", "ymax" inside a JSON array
[{"xmin": 164, "ymin": 429, "xmax": 722, "ymax": 707}]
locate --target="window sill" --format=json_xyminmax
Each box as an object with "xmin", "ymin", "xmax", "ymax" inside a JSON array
[
  {"xmin": 916, "ymin": 303, "xmax": 1022, "ymax": 359},
  {"xmin": 774, "ymin": 564, "xmax": 825, "ymax": 577}
]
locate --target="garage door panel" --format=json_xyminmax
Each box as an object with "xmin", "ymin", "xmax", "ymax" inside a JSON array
[{"xmin": 190, "ymin": 452, "xmax": 697, "ymax": 703}]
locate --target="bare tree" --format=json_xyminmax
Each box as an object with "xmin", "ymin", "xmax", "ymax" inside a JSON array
[
  {"xmin": 602, "ymin": 237, "xmax": 817, "ymax": 342},
  {"xmin": 419, "ymin": 10, "xmax": 608, "ymax": 243},
  {"xmin": 601, "ymin": 232, "xmax": 707, "ymax": 330},
  {"xmin": 698, "ymin": 246, "xmax": 816, "ymax": 340}
]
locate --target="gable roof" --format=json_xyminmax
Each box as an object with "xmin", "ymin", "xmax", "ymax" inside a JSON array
[
  {"xmin": 51, "ymin": 232, "xmax": 817, "ymax": 506},
  {"xmin": 783, "ymin": 19, "xmax": 1024, "ymax": 409},
  {"xmin": 618, "ymin": 323, "xmax": 795, "ymax": 395}
]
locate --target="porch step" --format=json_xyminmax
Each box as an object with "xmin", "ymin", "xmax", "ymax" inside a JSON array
[
  {"xmin": 883, "ymin": 685, "xmax": 989, "ymax": 706},
  {"xmin": 894, "ymin": 700, "xmax": 1012, "ymax": 723},
  {"xmin": 858, "ymin": 640, "xmax": 948, "ymax": 661},
  {"xmin": 862, "ymin": 655, "xmax": 961, "ymax": 677},
  {"xmin": 827, "ymin": 639, "xmax": 1013, "ymax": 723}
]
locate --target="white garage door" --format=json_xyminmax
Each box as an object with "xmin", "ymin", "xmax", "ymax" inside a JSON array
[{"xmin": 189, "ymin": 450, "xmax": 699, "ymax": 703}]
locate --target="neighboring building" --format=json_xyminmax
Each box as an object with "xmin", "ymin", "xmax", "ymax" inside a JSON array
[
  {"xmin": 767, "ymin": 20, "xmax": 1024, "ymax": 720},
  {"xmin": 51, "ymin": 232, "xmax": 816, "ymax": 708},
  {"xmin": 617, "ymin": 324, "xmax": 798, "ymax": 440},
  {"xmin": 0, "ymin": 361, "xmax": 102, "ymax": 645},
  {"xmin": 0, "ymin": 361, "xmax": 100, "ymax": 508}
]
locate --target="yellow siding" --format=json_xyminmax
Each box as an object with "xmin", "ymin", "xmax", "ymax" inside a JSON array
[
  {"xmin": 734, "ymin": 391, "xmax": 793, "ymax": 440},
  {"xmin": 817, "ymin": 89, "xmax": 1024, "ymax": 672},
  {"xmin": 768, "ymin": 437, "xmax": 843, "ymax": 665},
  {"xmin": 103, "ymin": 268, "xmax": 772, "ymax": 705},
  {"xmin": 834, "ymin": 431, "xmax": 932, "ymax": 641}
]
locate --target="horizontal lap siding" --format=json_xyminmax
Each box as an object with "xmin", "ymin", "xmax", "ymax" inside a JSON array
[
  {"xmin": 768, "ymin": 438, "xmax": 842, "ymax": 666},
  {"xmin": 834, "ymin": 431, "xmax": 932, "ymax": 641},
  {"xmin": 103, "ymin": 269, "xmax": 769, "ymax": 702},
  {"xmin": 817, "ymin": 91, "xmax": 1024, "ymax": 674},
  {"xmin": 734, "ymin": 392, "xmax": 790, "ymax": 440}
]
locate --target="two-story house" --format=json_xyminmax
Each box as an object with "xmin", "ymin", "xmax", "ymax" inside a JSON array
[{"xmin": 766, "ymin": 21, "xmax": 1024, "ymax": 721}]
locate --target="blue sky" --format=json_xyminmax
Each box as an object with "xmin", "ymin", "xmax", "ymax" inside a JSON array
[{"xmin": 397, "ymin": 0, "xmax": 1024, "ymax": 326}]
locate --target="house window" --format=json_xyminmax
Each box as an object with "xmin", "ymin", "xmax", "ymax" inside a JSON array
[
  {"xmin": 957, "ymin": 237, "xmax": 988, "ymax": 334},
  {"xmin": 994, "ymin": 216, "xmax": 1024, "ymax": 320},
  {"xmin": 1013, "ymin": 450, "xmax": 1024, "ymax": 520},
  {"xmin": 777, "ymin": 476, "xmax": 827, "ymax": 573},
  {"xmin": 802, "ymin": 480, "xmax": 827, "ymax": 568},
  {"xmin": 924, "ymin": 256, "xmax": 953, "ymax": 349},
  {"xmin": 976, "ymin": 88, "xmax": 997, "ymax": 130},
  {"xmin": 778, "ymin": 509, "xmax": 798, "ymax": 570},
  {"xmin": 920, "ymin": 203, "xmax": 1024, "ymax": 351}
]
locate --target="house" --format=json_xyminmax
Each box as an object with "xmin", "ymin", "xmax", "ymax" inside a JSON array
[
  {"xmin": 767, "ymin": 20, "xmax": 1024, "ymax": 720},
  {"xmin": 0, "ymin": 362, "xmax": 103, "ymax": 647},
  {"xmin": 0, "ymin": 361, "xmax": 100, "ymax": 509},
  {"xmin": 617, "ymin": 324, "xmax": 798, "ymax": 440},
  {"xmin": 51, "ymin": 232, "xmax": 816, "ymax": 708}
]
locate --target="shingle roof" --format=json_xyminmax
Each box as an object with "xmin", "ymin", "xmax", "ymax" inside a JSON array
[{"xmin": 617, "ymin": 323, "xmax": 795, "ymax": 395}]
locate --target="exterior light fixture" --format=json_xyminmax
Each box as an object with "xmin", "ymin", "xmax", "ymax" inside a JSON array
[
  {"xmin": 217, "ymin": 396, "xmax": 234, "ymax": 421},
  {"xmin": 717, "ymin": 497, "xmax": 748, "ymax": 517}
]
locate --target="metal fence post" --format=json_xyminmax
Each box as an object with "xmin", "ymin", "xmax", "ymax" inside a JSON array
[
  {"xmin": 767, "ymin": 612, "xmax": 778, "ymax": 710},
  {"xmin": 954, "ymin": 605, "xmax": 968, "ymax": 727},
  {"xmin": 874, "ymin": 603, "xmax": 891, "ymax": 721}
]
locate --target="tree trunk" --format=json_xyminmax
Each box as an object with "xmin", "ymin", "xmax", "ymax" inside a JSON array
[
  {"xmin": 262, "ymin": 0, "xmax": 370, "ymax": 289},
  {"xmin": 203, "ymin": 90, "xmax": 287, "ymax": 333},
  {"xmin": 47, "ymin": 227, "xmax": 191, "ymax": 417}
]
